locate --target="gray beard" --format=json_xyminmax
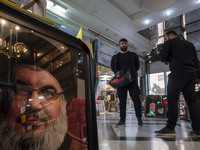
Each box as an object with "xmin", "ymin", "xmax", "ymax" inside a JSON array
[{"xmin": 0, "ymin": 103, "xmax": 68, "ymax": 150}]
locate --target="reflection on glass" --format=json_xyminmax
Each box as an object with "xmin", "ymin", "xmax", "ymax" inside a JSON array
[
  {"xmin": 0, "ymin": 18, "xmax": 88, "ymax": 150},
  {"xmin": 14, "ymin": 42, "xmax": 30, "ymax": 58},
  {"xmin": 13, "ymin": 65, "xmax": 67, "ymax": 148},
  {"xmin": 149, "ymin": 72, "xmax": 165, "ymax": 95}
]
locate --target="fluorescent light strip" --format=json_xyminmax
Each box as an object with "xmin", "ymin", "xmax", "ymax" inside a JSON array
[
  {"xmin": 54, "ymin": 5, "xmax": 66, "ymax": 13},
  {"xmin": 47, "ymin": 0, "xmax": 54, "ymax": 8},
  {"xmin": 46, "ymin": 1, "xmax": 66, "ymax": 13}
]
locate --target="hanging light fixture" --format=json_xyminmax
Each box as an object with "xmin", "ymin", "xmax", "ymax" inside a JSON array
[{"xmin": 14, "ymin": 42, "xmax": 30, "ymax": 58}]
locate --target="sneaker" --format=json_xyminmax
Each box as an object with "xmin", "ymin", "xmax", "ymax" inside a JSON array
[
  {"xmin": 189, "ymin": 130, "xmax": 200, "ymax": 138},
  {"xmin": 154, "ymin": 127, "xmax": 176, "ymax": 136},
  {"xmin": 115, "ymin": 120, "xmax": 125, "ymax": 128},
  {"xmin": 137, "ymin": 118, "xmax": 143, "ymax": 126}
]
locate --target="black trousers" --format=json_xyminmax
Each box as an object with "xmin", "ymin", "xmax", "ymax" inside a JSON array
[
  {"xmin": 117, "ymin": 80, "xmax": 142, "ymax": 121},
  {"xmin": 167, "ymin": 71, "xmax": 200, "ymax": 131}
]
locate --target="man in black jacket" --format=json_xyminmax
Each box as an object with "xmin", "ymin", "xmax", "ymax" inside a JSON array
[
  {"xmin": 155, "ymin": 30, "xmax": 200, "ymax": 137},
  {"xmin": 111, "ymin": 38, "xmax": 143, "ymax": 127}
]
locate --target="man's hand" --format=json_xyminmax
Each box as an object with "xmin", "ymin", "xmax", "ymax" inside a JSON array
[{"xmin": 164, "ymin": 62, "xmax": 168, "ymax": 65}]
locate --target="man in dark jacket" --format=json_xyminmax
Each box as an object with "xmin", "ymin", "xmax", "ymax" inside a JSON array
[
  {"xmin": 111, "ymin": 38, "xmax": 143, "ymax": 127},
  {"xmin": 155, "ymin": 30, "xmax": 200, "ymax": 137}
]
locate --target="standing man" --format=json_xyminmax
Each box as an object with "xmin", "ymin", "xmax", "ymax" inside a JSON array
[
  {"xmin": 155, "ymin": 30, "xmax": 200, "ymax": 137},
  {"xmin": 111, "ymin": 38, "xmax": 143, "ymax": 128}
]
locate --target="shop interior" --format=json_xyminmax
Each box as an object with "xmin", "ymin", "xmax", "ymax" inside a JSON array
[
  {"xmin": 96, "ymin": 65, "xmax": 143, "ymax": 116},
  {"xmin": 96, "ymin": 65, "xmax": 193, "ymax": 121}
]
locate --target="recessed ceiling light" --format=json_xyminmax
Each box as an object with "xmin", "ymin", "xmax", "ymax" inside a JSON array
[
  {"xmin": 144, "ymin": 19, "xmax": 150, "ymax": 24},
  {"xmin": 166, "ymin": 10, "xmax": 172, "ymax": 16}
]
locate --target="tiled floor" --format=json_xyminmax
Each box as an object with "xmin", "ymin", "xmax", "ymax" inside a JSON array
[{"xmin": 97, "ymin": 112, "xmax": 200, "ymax": 150}]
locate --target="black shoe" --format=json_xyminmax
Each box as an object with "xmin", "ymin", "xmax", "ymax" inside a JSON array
[
  {"xmin": 137, "ymin": 118, "xmax": 143, "ymax": 126},
  {"xmin": 115, "ymin": 120, "xmax": 125, "ymax": 128},
  {"xmin": 154, "ymin": 127, "xmax": 176, "ymax": 136},
  {"xmin": 189, "ymin": 130, "xmax": 200, "ymax": 138}
]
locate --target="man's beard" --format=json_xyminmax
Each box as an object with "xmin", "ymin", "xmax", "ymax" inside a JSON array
[
  {"xmin": 120, "ymin": 46, "xmax": 127, "ymax": 52},
  {"xmin": 0, "ymin": 103, "xmax": 68, "ymax": 150}
]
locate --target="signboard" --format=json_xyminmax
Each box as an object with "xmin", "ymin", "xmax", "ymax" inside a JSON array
[{"xmin": 97, "ymin": 43, "xmax": 117, "ymax": 67}]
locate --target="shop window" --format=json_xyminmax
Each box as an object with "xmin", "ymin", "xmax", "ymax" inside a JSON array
[{"xmin": 149, "ymin": 72, "xmax": 165, "ymax": 95}]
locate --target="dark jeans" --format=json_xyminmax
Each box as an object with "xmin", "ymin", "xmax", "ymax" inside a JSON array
[
  {"xmin": 117, "ymin": 80, "xmax": 142, "ymax": 121},
  {"xmin": 167, "ymin": 71, "xmax": 200, "ymax": 131}
]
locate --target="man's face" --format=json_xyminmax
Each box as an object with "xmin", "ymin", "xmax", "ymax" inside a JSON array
[
  {"xmin": 164, "ymin": 34, "xmax": 169, "ymax": 42},
  {"xmin": 164, "ymin": 34, "xmax": 175, "ymax": 41},
  {"xmin": 9, "ymin": 66, "xmax": 63, "ymax": 136},
  {"xmin": 0, "ymin": 65, "xmax": 68, "ymax": 150},
  {"xmin": 168, "ymin": 34, "xmax": 175, "ymax": 40},
  {"xmin": 119, "ymin": 41, "xmax": 128, "ymax": 52}
]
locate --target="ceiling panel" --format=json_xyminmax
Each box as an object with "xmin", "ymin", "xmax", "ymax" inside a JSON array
[
  {"xmin": 52, "ymin": 0, "xmax": 200, "ymax": 56},
  {"xmin": 110, "ymin": 0, "xmax": 142, "ymax": 16}
]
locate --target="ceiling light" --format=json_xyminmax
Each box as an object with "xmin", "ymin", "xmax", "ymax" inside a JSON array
[
  {"xmin": 54, "ymin": 5, "xmax": 66, "ymax": 13},
  {"xmin": 1, "ymin": 19, "xmax": 6, "ymax": 25},
  {"xmin": 47, "ymin": 0, "xmax": 54, "ymax": 8},
  {"xmin": 144, "ymin": 19, "xmax": 150, "ymax": 24},
  {"xmin": 166, "ymin": 10, "xmax": 172, "ymax": 16},
  {"xmin": 198, "ymin": 0, "xmax": 200, "ymax": 3},
  {"xmin": 61, "ymin": 25, "xmax": 66, "ymax": 28},
  {"xmin": 15, "ymin": 26, "xmax": 20, "ymax": 30}
]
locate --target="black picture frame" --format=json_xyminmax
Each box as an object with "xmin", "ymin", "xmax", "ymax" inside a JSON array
[
  {"xmin": 155, "ymin": 104, "xmax": 167, "ymax": 118},
  {"xmin": 0, "ymin": 1, "xmax": 98, "ymax": 150}
]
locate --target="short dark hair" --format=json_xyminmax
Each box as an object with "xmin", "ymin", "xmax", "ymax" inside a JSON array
[
  {"xmin": 119, "ymin": 38, "xmax": 128, "ymax": 43},
  {"xmin": 166, "ymin": 30, "xmax": 177, "ymax": 36}
]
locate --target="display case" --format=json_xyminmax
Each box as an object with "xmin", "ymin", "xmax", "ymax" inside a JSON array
[{"xmin": 0, "ymin": 1, "xmax": 98, "ymax": 150}]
